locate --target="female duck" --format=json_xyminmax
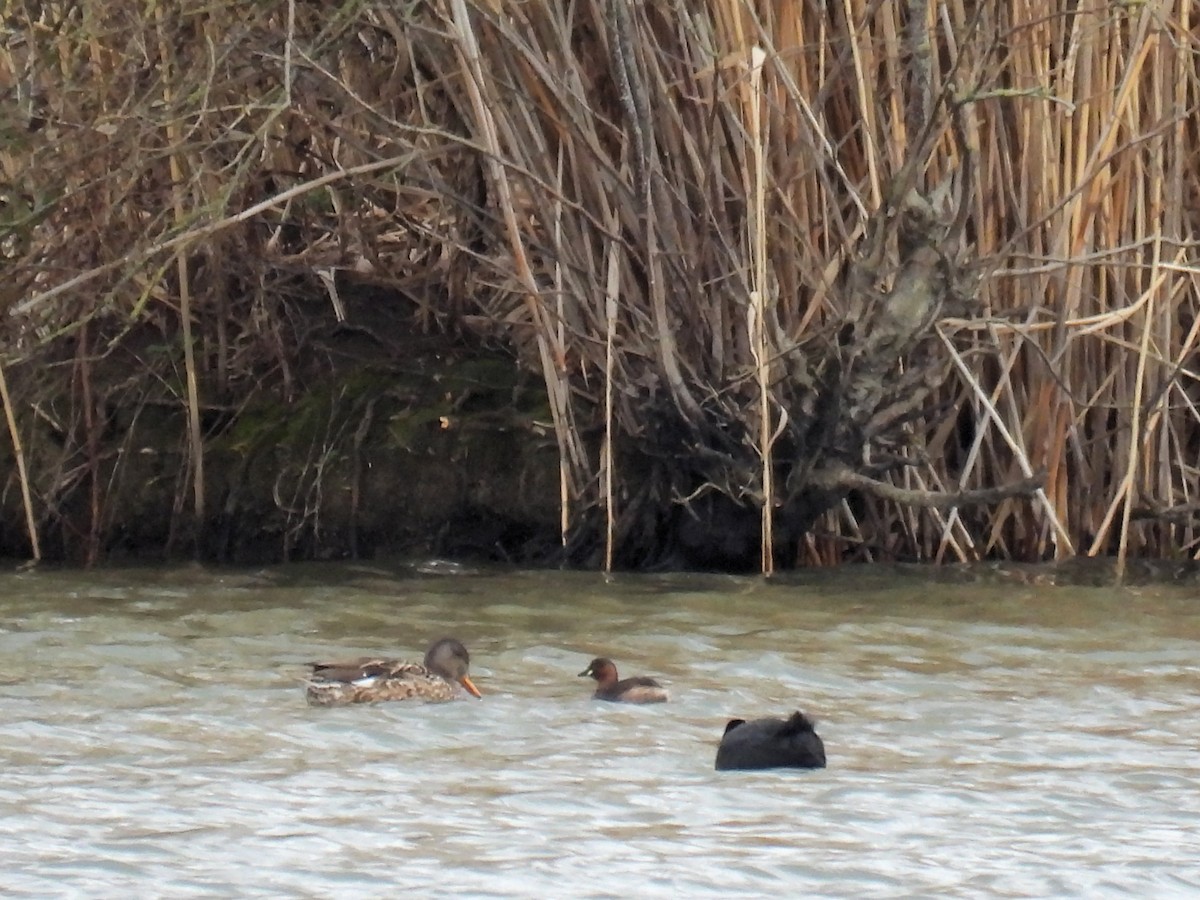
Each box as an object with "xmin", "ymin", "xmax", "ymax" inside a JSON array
[
  {"xmin": 715, "ymin": 711, "xmax": 826, "ymax": 770},
  {"xmin": 578, "ymin": 657, "xmax": 669, "ymax": 704},
  {"xmin": 306, "ymin": 637, "xmax": 482, "ymax": 707}
]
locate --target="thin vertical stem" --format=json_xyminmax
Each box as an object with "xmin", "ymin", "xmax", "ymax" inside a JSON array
[
  {"xmin": 746, "ymin": 46, "xmax": 773, "ymax": 575},
  {"xmin": 603, "ymin": 213, "xmax": 621, "ymax": 574},
  {"xmin": 0, "ymin": 361, "xmax": 41, "ymax": 561},
  {"xmin": 155, "ymin": 7, "xmax": 205, "ymax": 539},
  {"xmin": 554, "ymin": 147, "xmax": 569, "ymax": 556}
]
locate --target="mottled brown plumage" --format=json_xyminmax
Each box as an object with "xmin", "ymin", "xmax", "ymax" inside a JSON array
[{"xmin": 306, "ymin": 637, "xmax": 481, "ymax": 707}]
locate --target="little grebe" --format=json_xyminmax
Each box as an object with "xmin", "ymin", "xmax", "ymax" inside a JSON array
[{"xmin": 578, "ymin": 657, "xmax": 669, "ymax": 704}]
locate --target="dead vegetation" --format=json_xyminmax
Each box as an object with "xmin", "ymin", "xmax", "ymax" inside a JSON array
[{"xmin": 1, "ymin": 1, "xmax": 1198, "ymax": 572}]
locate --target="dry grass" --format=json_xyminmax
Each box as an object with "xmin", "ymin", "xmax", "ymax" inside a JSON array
[{"xmin": 1, "ymin": 0, "xmax": 1198, "ymax": 569}]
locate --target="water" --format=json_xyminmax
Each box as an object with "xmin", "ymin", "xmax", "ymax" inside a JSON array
[{"xmin": 1, "ymin": 563, "xmax": 1198, "ymax": 897}]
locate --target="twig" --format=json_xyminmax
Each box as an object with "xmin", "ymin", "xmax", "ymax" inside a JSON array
[{"xmin": 810, "ymin": 462, "xmax": 1045, "ymax": 510}]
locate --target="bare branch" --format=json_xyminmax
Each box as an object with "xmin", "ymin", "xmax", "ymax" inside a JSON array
[{"xmin": 810, "ymin": 463, "xmax": 1046, "ymax": 511}]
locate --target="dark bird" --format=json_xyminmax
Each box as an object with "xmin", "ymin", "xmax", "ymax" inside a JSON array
[
  {"xmin": 578, "ymin": 657, "xmax": 669, "ymax": 704},
  {"xmin": 715, "ymin": 711, "xmax": 826, "ymax": 771}
]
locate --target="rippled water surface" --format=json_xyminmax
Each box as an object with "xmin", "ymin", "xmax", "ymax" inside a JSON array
[{"xmin": 1, "ymin": 563, "xmax": 1198, "ymax": 897}]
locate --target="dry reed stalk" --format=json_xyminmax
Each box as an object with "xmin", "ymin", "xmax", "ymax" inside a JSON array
[
  {"xmin": 154, "ymin": 7, "xmax": 205, "ymax": 534},
  {"xmin": 1047, "ymin": 398, "xmax": 1073, "ymax": 544},
  {"xmin": 0, "ymin": 361, "xmax": 40, "ymax": 561},
  {"xmin": 603, "ymin": 210, "xmax": 621, "ymax": 574},
  {"xmin": 743, "ymin": 45, "xmax": 773, "ymax": 575},
  {"xmin": 74, "ymin": 322, "xmax": 101, "ymax": 566},
  {"xmin": 1105, "ymin": 228, "xmax": 1164, "ymax": 579},
  {"xmin": 553, "ymin": 148, "xmax": 569, "ymax": 554}
]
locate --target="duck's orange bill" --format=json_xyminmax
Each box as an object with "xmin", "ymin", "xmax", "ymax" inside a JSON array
[{"xmin": 459, "ymin": 675, "xmax": 483, "ymax": 699}]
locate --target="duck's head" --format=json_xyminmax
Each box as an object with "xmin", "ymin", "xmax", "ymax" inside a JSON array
[
  {"xmin": 425, "ymin": 637, "xmax": 482, "ymax": 698},
  {"xmin": 578, "ymin": 657, "xmax": 618, "ymax": 686}
]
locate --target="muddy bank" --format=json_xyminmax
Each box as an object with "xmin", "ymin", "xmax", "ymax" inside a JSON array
[{"xmin": 1, "ymin": 293, "xmax": 568, "ymax": 566}]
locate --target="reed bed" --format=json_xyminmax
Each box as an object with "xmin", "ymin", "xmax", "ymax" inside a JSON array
[{"xmin": 1, "ymin": 0, "xmax": 1197, "ymax": 570}]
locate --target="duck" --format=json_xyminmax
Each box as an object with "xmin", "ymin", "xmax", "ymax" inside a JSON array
[
  {"xmin": 306, "ymin": 637, "xmax": 482, "ymax": 707},
  {"xmin": 714, "ymin": 711, "xmax": 826, "ymax": 771},
  {"xmin": 578, "ymin": 657, "xmax": 669, "ymax": 704}
]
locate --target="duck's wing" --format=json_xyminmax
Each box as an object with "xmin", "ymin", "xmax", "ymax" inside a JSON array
[
  {"xmin": 309, "ymin": 657, "xmax": 425, "ymax": 683},
  {"xmin": 624, "ymin": 675, "xmax": 665, "ymax": 688}
]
